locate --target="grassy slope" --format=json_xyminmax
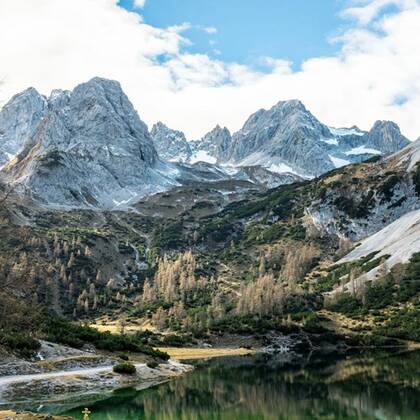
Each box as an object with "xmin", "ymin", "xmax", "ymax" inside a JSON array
[{"xmin": 0, "ymin": 156, "xmax": 419, "ymax": 351}]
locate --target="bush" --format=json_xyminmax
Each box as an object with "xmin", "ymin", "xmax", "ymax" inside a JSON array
[
  {"xmin": 161, "ymin": 334, "xmax": 192, "ymax": 347},
  {"xmin": 113, "ymin": 362, "xmax": 137, "ymax": 375},
  {"xmin": 147, "ymin": 361, "xmax": 159, "ymax": 369},
  {"xmin": 0, "ymin": 330, "xmax": 41, "ymax": 359},
  {"xmin": 41, "ymin": 313, "xmax": 170, "ymax": 360},
  {"xmin": 328, "ymin": 293, "xmax": 361, "ymax": 316}
]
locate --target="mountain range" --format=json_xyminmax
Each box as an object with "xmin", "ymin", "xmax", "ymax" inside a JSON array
[
  {"xmin": 0, "ymin": 77, "xmax": 410, "ymax": 209},
  {"xmin": 151, "ymin": 99, "xmax": 409, "ymax": 177}
]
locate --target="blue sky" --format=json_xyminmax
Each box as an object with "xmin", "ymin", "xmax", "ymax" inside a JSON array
[{"xmin": 119, "ymin": 0, "xmax": 347, "ymax": 70}]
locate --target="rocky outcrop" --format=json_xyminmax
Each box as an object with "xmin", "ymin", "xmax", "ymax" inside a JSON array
[
  {"xmin": 151, "ymin": 122, "xmax": 192, "ymax": 162},
  {"xmin": 191, "ymin": 125, "xmax": 232, "ymax": 163},
  {"xmin": 0, "ymin": 88, "xmax": 48, "ymax": 168},
  {"xmin": 307, "ymin": 139, "xmax": 420, "ymax": 241},
  {"xmin": 364, "ymin": 121, "xmax": 410, "ymax": 154},
  {"xmin": 227, "ymin": 100, "xmax": 334, "ymax": 176},
  {"xmin": 225, "ymin": 100, "xmax": 410, "ymax": 177},
  {"xmin": 0, "ymin": 79, "xmax": 411, "ymax": 208}
]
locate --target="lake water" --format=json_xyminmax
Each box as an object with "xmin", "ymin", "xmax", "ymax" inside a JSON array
[{"xmin": 57, "ymin": 349, "xmax": 420, "ymax": 420}]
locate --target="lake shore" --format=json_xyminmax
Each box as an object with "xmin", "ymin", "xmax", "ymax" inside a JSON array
[{"xmin": 0, "ymin": 411, "xmax": 73, "ymax": 419}]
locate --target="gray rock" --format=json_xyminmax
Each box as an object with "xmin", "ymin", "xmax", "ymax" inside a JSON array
[
  {"xmin": 224, "ymin": 100, "xmax": 410, "ymax": 177},
  {"xmin": 364, "ymin": 120, "xmax": 410, "ymax": 154},
  {"xmin": 0, "ymin": 87, "xmax": 48, "ymax": 167},
  {"xmin": 2, "ymin": 78, "xmax": 177, "ymax": 208},
  {"xmin": 192, "ymin": 125, "xmax": 232, "ymax": 163},
  {"xmin": 151, "ymin": 121, "xmax": 192, "ymax": 162}
]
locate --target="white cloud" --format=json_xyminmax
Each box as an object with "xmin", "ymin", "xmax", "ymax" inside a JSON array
[
  {"xmin": 0, "ymin": 0, "xmax": 419, "ymax": 141},
  {"xmin": 133, "ymin": 0, "xmax": 146, "ymax": 9},
  {"xmin": 203, "ymin": 26, "xmax": 217, "ymax": 34},
  {"xmin": 342, "ymin": 0, "xmax": 418, "ymax": 24}
]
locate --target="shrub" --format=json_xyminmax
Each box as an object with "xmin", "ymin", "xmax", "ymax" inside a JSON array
[
  {"xmin": 0, "ymin": 330, "xmax": 41, "ymax": 359},
  {"xmin": 113, "ymin": 362, "xmax": 137, "ymax": 375},
  {"xmin": 147, "ymin": 361, "xmax": 159, "ymax": 369},
  {"xmin": 41, "ymin": 313, "xmax": 170, "ymax": 360}
]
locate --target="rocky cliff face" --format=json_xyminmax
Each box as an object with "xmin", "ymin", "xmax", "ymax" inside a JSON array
[
  {"xmin": 0, "ymin": 88, "xmax": 48, "ymax": 168},
  {"xmin": 307, "ymin": 138, "xmax": 420, "ymax": 241},
  {"xmin": 191, "ymin": 125, "xmax": 232, "ymax": 163},
  {"xmin": 1, "ymin": 78, "xmax": 177, "ymax": 208},
  {"xmin": 364, "ymin": 120, "xmax": 409, "ymax": 154},
  {"xmin": 0, "ymin": 79, "xmax": 412, "ymax": 208},
  {"xmin": 151, "ymin": 122, "xmax": 192, "ymax": 163}
]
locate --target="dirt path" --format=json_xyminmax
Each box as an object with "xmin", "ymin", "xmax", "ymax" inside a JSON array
[{"xmin": 0, "ymin": 363, "xmax": 145, "ymax": 387}]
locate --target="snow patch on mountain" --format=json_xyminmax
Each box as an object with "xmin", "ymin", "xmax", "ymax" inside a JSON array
[
  {"xmin": 329, "ymin": 155, "xmax": 351, "ymax": 168},
  {"xmin": 345, "ymin": 146, "xmax": 382, "ymax": 156},
  {"xmin": 322, "ymin": 138, "xmax": 339, "ymax": 146},
  {"xmin": 339, "ymin": 209, "xmax": 420, "ymax": 278},
  {"xmin": 190, "ymin": 150, "xmax": 217, "ymax": 164},
  {"xmin": 328, "ymin": 127, "xmax": 365, "ymax": 137}
]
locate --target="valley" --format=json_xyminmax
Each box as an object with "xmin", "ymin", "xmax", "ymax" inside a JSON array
[{"xmin": 0, "ymin": 78, "xmax": 419, "ymax": 419}]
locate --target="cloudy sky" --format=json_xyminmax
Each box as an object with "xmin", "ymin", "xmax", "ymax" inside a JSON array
[{"xmin": 0, "ymin": 0, "xmax": 419, "ymax": 140}]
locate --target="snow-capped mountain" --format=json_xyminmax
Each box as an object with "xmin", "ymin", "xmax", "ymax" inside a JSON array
[
  {"xmin": 0, "ymin": 78, "xmax": 179, "ymax": 208},
  {"xmin": 0, "ymin": 78, "xmax": 412, "ymax": 209},
  {"xmin": 226, "ymin": 100, "xmax": 409, "ymax": 177},
  {"xmin": 152, "ymin": 100, "xmax": 409, "ymax": 178}
]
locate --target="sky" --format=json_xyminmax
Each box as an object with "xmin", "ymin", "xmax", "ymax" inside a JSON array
[
  {"xmin": 0, "ymin": 0, "xmax": 419, "ymax": 140},
  {"xmin": 119, "ymin": 0, "xmax": 344, "ymax": 69}
]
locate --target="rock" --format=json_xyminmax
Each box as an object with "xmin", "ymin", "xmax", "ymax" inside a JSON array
[
  {"xmin": 191, "ymin": 125, "xmax": 232, "ymax": 163},
  {"xmin": 151, "ymin": 100, "xmax": 409, "ymax": 179},
  {"xmin": 0, "ymin": 88, "xmax": 48, "ymax": 168},
  {"xmin": 1, "ymin": 78, "xmax": 177, "ymax": 208},
  {"xmin": 151, "ymin": 122, "xmax": 192, "ymax": 162},
  {"xmin": 365, "ymin": 120, "xmax": 409, "ymax": 154}
]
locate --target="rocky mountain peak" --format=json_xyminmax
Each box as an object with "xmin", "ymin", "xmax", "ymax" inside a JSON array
[
  {"xmin": 151, "ymin": 122, "xmax": 191, "ymax": 163},
  {"xmin": 366, "ymin": 120, "xmax": 410, "ymax": 154},
  {"xmin": 192, "ymin": 124, "xmax": 232, "ymax": 163},
  {"xmin": 1, "ymin": 77, "xmax": 178, "ymax": 208},
  {"xmin": 0, "ymin": 86, "xmax": 48, "ymax": 167},
  {"xmin": 274, "ymin": 99, "xmax": 306, "ymax": 112}
]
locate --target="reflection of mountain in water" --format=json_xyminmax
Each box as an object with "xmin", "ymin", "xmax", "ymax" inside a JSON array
[{"xmin": 60, "ymin": 350, "xmax": 420, "ymax": 420}]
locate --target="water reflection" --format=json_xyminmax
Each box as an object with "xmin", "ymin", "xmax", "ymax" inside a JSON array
[{"xmin": 61, "ymin": 350, "xmax": 420, "ymax": 419}]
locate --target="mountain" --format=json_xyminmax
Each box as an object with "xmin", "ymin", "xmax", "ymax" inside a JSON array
[
  {"xmin": 0, "ymin": 87, "xmax": 48, "ymax": 168},
  {"xmin": 151, "ymin": 122, "xmax": 192, "ymax": 163},
  {"xmin": 152, "ymin": 100, "xmax": 410, "ymax": 179},
  {"xmin": 226, "ymin": 100, "xmax": 410, "ymax": 177},
  {"xmin": 190, "ymin": 125, "xmax": 232, "ymax": 164},
  {"xmin": 0, "ymin": 78, "xmax": 180, "ymax": 208}
]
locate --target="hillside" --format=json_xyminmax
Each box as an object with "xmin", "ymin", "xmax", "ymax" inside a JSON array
[{"xmin": 1, "ymin": 137, "xmax": 419, "ymax": 355}]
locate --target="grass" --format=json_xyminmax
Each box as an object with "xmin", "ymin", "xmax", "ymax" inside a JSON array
[{"xmin": 156, "ymin": 347, "xmax": 255, "ymax": 360}]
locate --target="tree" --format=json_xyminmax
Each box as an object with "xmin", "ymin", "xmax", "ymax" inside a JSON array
[{"xmin": 258, "ymin": 254, "xmax": 266, "ymax": 277}]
